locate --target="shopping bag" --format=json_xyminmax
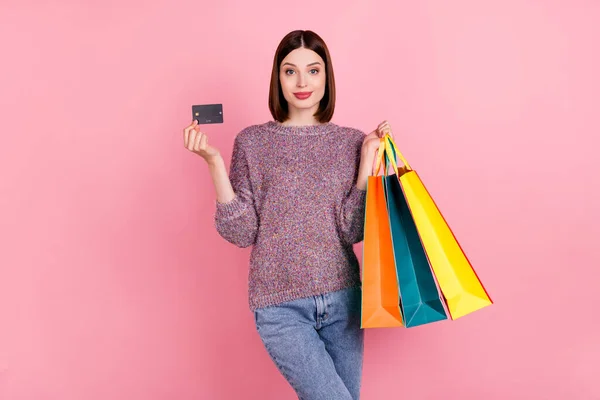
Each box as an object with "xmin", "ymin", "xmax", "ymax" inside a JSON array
[
  {"xmin": 382, "ymin": 149, "xmax": 448, "ymax": 327},
  {"xmin": 383, "ymin": 135, "xmax": 493, "ymax": 320},
  {"xmin": 360, "ymin": 140, "xmax": 403, "ymax": 328}
]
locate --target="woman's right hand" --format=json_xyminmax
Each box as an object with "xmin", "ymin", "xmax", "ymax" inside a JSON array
[{"xmin": 183, "ymin": 120, "xmax": 221, "ymax": 163}]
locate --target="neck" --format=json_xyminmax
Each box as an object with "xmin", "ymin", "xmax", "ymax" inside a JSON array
[{"xmin": 281, "ymin": 105, "xmax": 322, "ymax": 126}]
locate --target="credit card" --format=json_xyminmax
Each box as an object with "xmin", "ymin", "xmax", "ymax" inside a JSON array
[{"xmin": 192, "ymin": 104, "xmax": 223, "ymax": 124}]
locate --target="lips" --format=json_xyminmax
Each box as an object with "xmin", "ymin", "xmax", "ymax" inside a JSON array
[{"xmin": 293, "ymin": 92, "xmax": 312, "ymax": 100}]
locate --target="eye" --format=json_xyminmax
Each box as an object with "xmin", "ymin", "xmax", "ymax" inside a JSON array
[
  {"xmin": 284, "ymin": 69, "xmax": 295, "ymax": 75},
  {"xmin": 309, "ymin": 69, "xmax": 319, "ymax": 74}
]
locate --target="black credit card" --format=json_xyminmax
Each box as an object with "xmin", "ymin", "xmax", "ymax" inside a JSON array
[{"xmin": 192, "ymin": 104, "xmax": 223, "ymax": 124}]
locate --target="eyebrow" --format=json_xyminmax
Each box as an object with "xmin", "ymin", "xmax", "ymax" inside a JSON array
[{"xmin": 282, "ymin": 62, "xmax": 322, "ymax": 67}]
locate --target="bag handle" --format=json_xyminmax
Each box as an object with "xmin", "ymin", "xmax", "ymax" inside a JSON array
[
  {"xmin": 372, "ymin": 134, "xmax": 413, "ymax": 176},
  {"xmin": 383, "ymin": 134, "xmax": 412, "ymax": 173},
  {"xmin": 373, "ymin": 139, "xmax": 386, "ymax": 176}
]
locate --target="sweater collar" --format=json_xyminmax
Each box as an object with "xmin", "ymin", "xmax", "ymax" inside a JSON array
[{"xmin": 265, "ymin": 120, "xmax": 338, "ymax": 136}]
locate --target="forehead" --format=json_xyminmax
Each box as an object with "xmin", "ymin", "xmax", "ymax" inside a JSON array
[{"xmin": 281, "ymin": 47, "xmax": 325, "ymax": 66}]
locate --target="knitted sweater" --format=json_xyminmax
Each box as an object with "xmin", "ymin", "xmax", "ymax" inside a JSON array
[{"xmin": 214, "ymin": 120, "xmax": 367, "ymax": 311}]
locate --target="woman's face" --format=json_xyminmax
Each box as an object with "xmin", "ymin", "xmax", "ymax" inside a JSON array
[{"xmin": 279, "ymin": 47, "xmax": 326, "ymax": 113}]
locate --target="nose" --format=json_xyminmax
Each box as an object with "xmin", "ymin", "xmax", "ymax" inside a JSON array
[{"xmin": 297, "ymin": 73, "xmax": 307, "ymax": 88}]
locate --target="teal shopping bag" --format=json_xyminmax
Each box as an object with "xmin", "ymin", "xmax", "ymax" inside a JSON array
[{"xmin": 383, "ymin": 151, "xmax": 448, "ymax": 328}]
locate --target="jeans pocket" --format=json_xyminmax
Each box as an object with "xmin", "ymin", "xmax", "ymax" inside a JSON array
[{"xmin": 253, "ymin": 311, "xmax": 261, "ymax": 332}]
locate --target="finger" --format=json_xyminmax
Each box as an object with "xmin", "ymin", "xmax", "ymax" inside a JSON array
[
  {"xmin": 183, "ymin": 125, "xmax": 193, "ymax": 147},
  {"xmin": 187, "ymin": 130, "xmax": 197, "ymax": 151},
  {"xmin": 194, "ymin": 131, "xmax": 205, "ymax": 152},
  {"xmin": 198, "ymin": 131, "xmax": 208, "ymax": 152},
  {"xmin": 379, "ymin": 124, "xmax": 392, "ymax": 138},
  {"xmin": 184, "ymin": 120, "xmax": 199, "ymax": 145},
  {"xmin": 377, "ymin": 122, "xmax": 389, "ymax": 136},
  {"xmin": 185, "ymin": 120, "xmax": 198, "ymax": 131},
  {"xmin": 378, "ymin": 120, "xmax": 391, "ymax": 129},
  {"xmin": 379, "ymin": 123, "xmax": 390, "ymax": 133}
]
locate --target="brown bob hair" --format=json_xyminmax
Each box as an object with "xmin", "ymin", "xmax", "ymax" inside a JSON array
[{"xmin": 268, "ymin": 30, "xmax": 336, "ymax": 123}]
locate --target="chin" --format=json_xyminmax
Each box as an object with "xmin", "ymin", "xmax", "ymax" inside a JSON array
[
  {"xmin": 285, "ymin": 96, "xmax": 323, "ymax": 111},
  {"xmin": 293, "ymin": 101, "xmax": 320, "ymax": 110}
]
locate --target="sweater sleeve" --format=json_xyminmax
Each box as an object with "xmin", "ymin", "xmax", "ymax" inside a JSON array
[
  {"xmin": 338, "ymin": 131, "xmax": 368, "ymax": 245},
  {"xmin": 214, "ymin": 134, "xmax": 259, "ymax": 248}
]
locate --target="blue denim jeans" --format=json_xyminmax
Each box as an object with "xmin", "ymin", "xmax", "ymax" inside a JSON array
[{"xmin": 253, "ymin": 286, "xmax": 364, "ymax": 400}]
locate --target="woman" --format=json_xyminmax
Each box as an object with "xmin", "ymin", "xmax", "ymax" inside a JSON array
[{"xmin": 183, "ymin": 30, "xmax": 394, "ymax": 400}]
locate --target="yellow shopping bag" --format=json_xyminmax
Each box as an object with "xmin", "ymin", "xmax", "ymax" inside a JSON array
[{"xmin": 382, "ymin": 135, "xmax": 493, "ymax": 320}]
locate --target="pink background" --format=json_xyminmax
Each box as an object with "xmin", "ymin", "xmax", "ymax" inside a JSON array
[{"xmin": 1, "ymin": 0, "xmax": 599, "ymax": 399}]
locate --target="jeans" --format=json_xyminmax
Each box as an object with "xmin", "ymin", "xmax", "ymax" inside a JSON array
[{"xmin": 253, "ymin": 286, "xmax": 364, "ymax": 400}]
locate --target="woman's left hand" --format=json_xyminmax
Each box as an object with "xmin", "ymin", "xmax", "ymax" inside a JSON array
[
  {"xmin": 376, "ymin": 120, "xmax": 394, "ymax": 140},
  {"xmin": 356, "ymin": 120, "xmax": 396, "ymax": 190},
  {"xmin": 361, "ymin": 120, "xmax": 395, "ymax": 155}
]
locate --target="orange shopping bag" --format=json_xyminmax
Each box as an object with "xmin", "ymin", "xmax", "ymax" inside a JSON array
[
  {"xmin": 383, "ymin": 135, "xmax": 493, "ymax": 320},
  {"xmin": 360, "ymin": 140, "xmax": 403, "ymax": 328}
]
